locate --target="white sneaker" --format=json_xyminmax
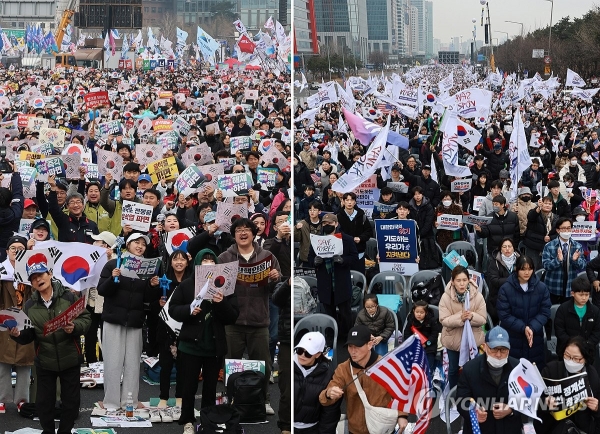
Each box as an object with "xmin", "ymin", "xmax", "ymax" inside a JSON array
[
  {"xmin": 183, "ymin": 422, "xmax": 195, "ymax": 434},
  {"xmin": 269, "ymin": 372, "xmax": 275, "ymax": 384},
  {"xmin": 149, "ymin": 408, "xmax": 161, "ymax": 423},
  {"xmin": 171, "ymin": 406, "xmax": 181, "ymax": 421},
  {"xmin": 160, "ymin": 407, "xmax": 174, "ymax": 423},
  {"xmin": 265, "ymin": 402, "xmax": 275, "ymax": 415}
]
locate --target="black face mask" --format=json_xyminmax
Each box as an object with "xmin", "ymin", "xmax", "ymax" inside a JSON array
[
  {"xmin": 322, "ymin": 224, "xmax": 335, "ymax": 235},
  {"xmin": 521, "ymin": 196, "xmax": 532, "ymax": 202}
]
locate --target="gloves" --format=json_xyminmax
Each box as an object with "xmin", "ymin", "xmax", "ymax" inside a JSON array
[
  {"xmin": 333, "ymin": 255, "xmax": 343, "ymax": 264},
  {"xmin": 314, "ymin": 256, "xmax": 324, "ymax": 267}
]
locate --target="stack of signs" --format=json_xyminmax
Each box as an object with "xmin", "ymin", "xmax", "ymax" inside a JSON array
[
  {"xmin": 135, "ymin": 144, "xmax": 163, "ymax": 167},
  {"xmin": 257, "ymin": 167, "xmax": 278, "ymax": 191},
  {"xmin": 374, "ymin": 220, "xmax": 419, "ymax": 275},
  {"xmin": 238, "ymin": 254, "xmax": 273, "ymax": 288},
  {"xmin": 174, "ymin": 166, "xmax": 206, "ymax": 197},
  {"xmin": 97, "ymin": 149, "xmax": 124, "ymax": 180},
  {"xmin": 259, "ymin": 146, "xmax": 289, "ymax": 171},
  {"xmin": 216, "ymin": 202, "xmax": 248, "ymax": 232},
  {"xmin": 229, "ymin": 136, "xmax": 252, "ymax": 155},
  {"xmin": 147, "ymin": 156, "xmax": 179, "ymax": 184},
  {"xmin": 35, "ymin": 156, "xmax": 64, "ymax": 182},
  {"xmin": 165, "ymin": 227, "xmax": 197, "ymax": 254},
  {"xmin": 121, "ymin": 201, "xmax": 154, "ymax": 232},
  {"xmin": 182, "ymin": 144, "xmax": 213, "ymax": 167},
  {"xmin": 217, "ymin": 173, "xmax": 253, "ymax": 197},
  {"xmin": 194, "ymin": 261, "xmax": 239, "ymax": 300},
  {"xmin": 309, "ymin": 234, "xmax": 343, "ymax": 259},
  {"xmin": 63, "ymin": 153, "xmax": 82, "ymax": 179},
  {"xmin": 120, "ymin": 253, "xmax": 161, "ymax": 280}
]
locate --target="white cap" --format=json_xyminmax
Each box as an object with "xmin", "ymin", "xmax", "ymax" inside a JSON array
[{"xmin": 294, "ymin": 332, "xmax": 326, "ymax": 356}]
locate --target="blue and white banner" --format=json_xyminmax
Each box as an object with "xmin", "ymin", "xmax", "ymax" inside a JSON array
[{"xmin": 375, "ymin": 219, "xmax": 419, "ymax": 275}]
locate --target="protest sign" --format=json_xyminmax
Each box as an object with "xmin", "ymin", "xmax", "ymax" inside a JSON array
[
  {"xmin": 34, "ymin": 157, "xmax": 64, "ymax": 182},
  {"xmin": 309, "ymin": 234, "xmax": 343, "ymax": 259},
  {"xmin": 43, "ymin": 296, "xmax": 86, "ymax": 336},
  {"xmin": 172, "ymin": 116, "xmax": 191, "ymax": 136},
  {"xmin": 39, "ymin": 128, "xmax": 66, "ymax": 150},
  {"xmin": 18, "ymin": 114, "xmax": 35, "ymax": 128},
  {"xmin": 472, "ymin": 196, "xmax": 485, "ymax": 212},
  {"xmin": 194, "ymin": 261, "xmax": 239, "ymax": 299},
  {"xmin": 244, "ymin": 89, "xmax": 259, "ymax": 100},
  {"xmin": 98, "ymin": 120, "xmax": 122, "ymax": 137},
  {"xmin": 181, "ymin": 144, "xmax": 213, "ymax": 167},
  {"xmin": 27, "ymin": 117, "xmax": 49, "ymax": 132},
  {"xmin": 386, "ymin": 182, "xmax": 408, "ymax": 194},
  {"xmin": 374, "ymin": 202, "xmax": 399, "ymax": 215},
  {"xmin": 86, "ymin": 163, "xmax": 99, "ymax": 181},
  {"xmin": 224, "ymin": 359, "xmax": 266, "ymax": 386},
  {"xmin": 237, "ymin": 254, "xmax": 273, "ymax": 287},
  {"xmin": 0, "ymin": 307, "xmax": 33, "ymax": 331},
  {"xmin": 260, "ymin": 146, "xmax": 289, "ymax": 171},
  {"xmin": 437, "ymin": 214, "xmax": 462, "ymax": 231},
  {"xmin": 152, "ymin": 119, "xmax": 173, "ymax": 132},
  {"xmin": 205, "ymin": 122, "xmax": 221, "ymax": 135},
  {"xmin": 217, "ymin": 173, "xmax": 253, "ymax": 197},
  {"xmin": 147, "ymin": 156, "xmax": 179, "ymax": 183},
  {"xmin": 543, "ymin": 372, "xmax": 592, "ymax": 420},
  {"xmin": 257, "ymin": 167, "xmax": 278, "ymax": 191},
  {"xmin": 174, "ymin": 166, "xmax": 206, "ymax": 197},
  {"xmin": 165, "ymin": 227, "xmax": 196, "ymax": 254},
  {"xmin": 215, "ymin": 202, "xmax": 248, "ymax": 232},
  {"xmin": 19, "ymin": 151, "xmax": 44, "ymax": 162},
  {"xmin": 462, "ymin": 214, "xmax": 493, "ymax": 226},
  {"xmin": 197, "ymin": 163, "xmax": 224, "ymax": 190},
  {"xmin": 19, "ymin": 166, "xmax": 37, "ymax": 189},
  {"xmin": 97, "ymin": 149, "xmax": 124, "ymax": 180},
  {"xmin": 451, "ymin": 179, "xmax": 471, "ymax": 193},
  {"xmin": 443, "ymin": 250, "xmax": 469, "ymax": 270},
  {"xmin": 84, "ymin": 91, "xmax": 110, "ymax": 109},
  {"xmin": 375, "ymin": 219, "xmax": 419, "ymax": 274},
  {"xmin": 18, "ymin": 218, "xmax": 50, "ymax": 236},
  {"xmin": 572, "ymin": 221, "xmax": 596, "ymax": 241},
  {"xmin": 229, "ymin": 136, "xmax": 252, "ymax": 155},
  {"xmin": 219, "ymin": 158, "xmax": 236, "ymax": 172},
  {"xmin": 294, "ymin": 267, "xmax": 317, "ymax": 279},
  {"xmin": 354, "ymin": 175, "xmax": 379, "ymax": 219},
  {"xmin": 121, "ymin": 201, "xmax": 154, "ymax": 232},
  {"xmin": 135, "ymin": 144, "xmax": 163, "ymax": 167},
  {"xmin": 63, "ymin": 154, "xmax": 82, "ymax": 179},
  {"xmin": 120, "ymin": 254, "xmax": 161, "ymax": 280}
]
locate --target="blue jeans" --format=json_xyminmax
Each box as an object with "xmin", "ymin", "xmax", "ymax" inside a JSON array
[
  {"xmin": 374, "ymin": 341, "xmax": 388, "ymax": 356},
  {"xmin": 447, "ymin": 349, "xmax": 460, "ymax": 391},
  {"xmin": 268, "ymin": 298, "xmax": 279, "ymax": 364}
]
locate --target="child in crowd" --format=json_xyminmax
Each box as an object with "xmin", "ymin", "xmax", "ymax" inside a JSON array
[{"xmin": 403, "ymin": 300, "xmax": 441, "ymax": 383}]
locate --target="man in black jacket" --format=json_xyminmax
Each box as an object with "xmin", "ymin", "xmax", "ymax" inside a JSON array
[
  {"xmin": 475, "ymin": 195, "xmax": 520, "ymax": 255},
  {"xmin": 457, "ymin": 326, "xmax": 525, "ymax": 434},
  {"xmin": 555, "ymin": 275, "xmax": 600, "ymax": 356},
  {"xmin": 401, "ymin": 163, "xmax": 441, "ymax": 208},
  {"xmin": 480, "ymin": 141, "xmax": 509, "ymax": 181},
  {"xmin": 272, "ymin": 279, "xmax": 291, "ymax": 434},
  {"xmin": 0, "ymin": 169, "xmax": 23, "ymax": 262},
  {"xmin": 336, "ymin": 192, "xmax": 373, "ymax": 275}
]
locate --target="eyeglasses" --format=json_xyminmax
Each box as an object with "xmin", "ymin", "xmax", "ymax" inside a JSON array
[
  {"xmin": 364, "ymin": 304, "xmax": 378, "ymax": 310},
  {"xmin": 488, "ymin": 347, "xmax": 510, "ymax": 356},
  {"xmin": 294, "ymin": 348, "xmax": 314, "ymax": 358},
  {"xmin": 557, "ymin": 226, "xmax": 572, "ymax": 231},
  {"xmin": 68, "ymin": 200, "xmax": 83, "ymax": 206},
  {"xmin": 563, "ymin": 353, "xmax": 584, "ymax": 363},
  {"xmin": 233, "ymin": 169, "xmax": 245, "ymax": 173},
  {"xmin": 8, "ymin": 246, "xmax": 25, "ymax": 252},
  {"xmin": 235, "ymin": 228, "xmax": 252, "ymax": 234}
]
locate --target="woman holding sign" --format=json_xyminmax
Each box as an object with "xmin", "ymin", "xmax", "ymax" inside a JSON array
[{"xmin": 434, "ymin": 191, "xmax": 465, "ymax": 251}]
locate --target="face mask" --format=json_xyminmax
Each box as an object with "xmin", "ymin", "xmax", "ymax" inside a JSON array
[
  {"xmin": 564, "ymin": 359, "xmax": 584, "ymax": 374},
  {"xmin": 571, "ymin": 160, "xmax": 578, "ymax": 166},
  {"xmin": 442, "ymin": 200, "xmax": 452, "ymax": 207},
  {"xmin": 560, "ymin": 231, "xmax": 572, "ymax": 240},
  {"xmin": 521, "ymin": 196, "xmax": 531, "ymax": 202},
  {"xmin": 540, "ymin": 150, "xmax": 546, "ymax": 155},
  {"xmin": 576, "ymin": 215, "xmax": 586, "ymax": 222},
  {"xmin": 487, "ymin": 355, "xmax": 508, "ymax": 369},
  {"xmin": 493, "ymin": 206, "xmax": 501, "ymax": 213},
  {"xmin": 322, "ymin": 224, "xmax": 335, "ymax": 235}
]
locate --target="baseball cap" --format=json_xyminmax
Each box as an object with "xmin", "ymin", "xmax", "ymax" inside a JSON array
[
  {"xmin": 138, "ymin": 174, "xmax": 152, "ymax": 183},
  {"xmin": 91, "ymin": 231, "xmax": 117, "ymax": 247},
  {"xmin": 126, "ymin": 232, "xmax": 150, "ymax": 245},
  {"xmin": 30, "ymin": 219, "xmax": 50, "ymax": 232},
  {"xmin": 486, "ymin": 326, "xmax": 511, "ymax": 349},
  {"xmin": 422, "ymin": 164, "xmax": 431, "ymax": 170},
  {"xmin": 24, "ymin": 199, "xmax": 37, "ymax": 209},
  {"xmin": 321, "ymin": 213, "xmax": 338, "ymax": 224},
  {"xmin": 346, "ymin": 325, "xmax": 372, "ymax": 347},
  {"xmin": 295, "ymin": 332, "xmax": 326, "ymax": 356},
  {"xmin": 27, "ymin": 260, "xmax": 50, "ymax": 280}
]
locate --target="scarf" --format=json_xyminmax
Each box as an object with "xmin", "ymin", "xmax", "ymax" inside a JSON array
[
  {"xmin": 293, "ymin": 354, "xmax": 319, "ymax": 378},
  {"xmin": 501, "ymin": 252, "xmax": 517, "ymax": 272},
  {"xmin": 455, "ymin": 288, "xmax": 469, "ymax": 304}
]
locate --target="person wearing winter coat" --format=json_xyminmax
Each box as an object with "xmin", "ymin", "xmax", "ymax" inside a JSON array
[
  {"xmin": 400, "ymin": 163, "xmax": 441, "ymax": 208},
  {"xmin": 0, "ymin": 170, "xmax": 24, "ymax": 262},
  {"xmin": 510, "ymin": 187, "xmax": 537, "ymax": 236},
  {"xmin": 496, "ymin": 255, "xmax": 551, "ymax": 368},
  {"xmin": 439, "ymin": 266, "xmax": 487, "ymax": 390},
  {"xmin": 547, "ymin": 179, "xmax": 572, "ymax": 218},
  {"xmin": 434, "ymin": 191, "xmax": 465, "ymax": 251},
  {"xmin": 554, "ymin": 275, "xmax": 600, "ymax": 358},
  {"xmin": 456, "ymin": 327, "xmax": 525, "ymax": 434},
  {"xmin": 470, "ymin": 171, "xmax": 490, "ymax": 212},
  {"xmin": 487, "ymin": 238, "xmax": 520, "ymax": 325},
  {"xmin": 559, "ymin": 172, "xmax": 586, "ymax": 211},
  {"xmin": 520, "ymin": 159, "xmax": 543, "ymax": 198},
  {"xmin": 558, "ymin": 154, "xmax": 587, "ymax": 184},
  {"xmin": 294, "ymin": 332, "xmax": 341, "ymax": 434},
  {"xmin": 273, "ymin": 279, "xmax": 291, "ymax": 433},
  {"xmin": 479, "ymin": 141, "xmax": 509, "ymax": 180},
  {"xmin": 402, "ymin": 300, "xmax": 441, "ymax": 382},
  {"xmin": 294, "ymin": 157, "xmax": 316, "ymax": 201},
  {"xmin": 477, "ymin": 181, "xmax": 503, "ymax": 217},
  {"xmin": 522, "ymin": 196, "xmax": 558, "ymax": 271},
  {"xmin": 474, "ymin": 195, "xmax": 520, "ymax": 255},
  {"xmin": 408, "ymin": 187, "xmax": 435, "ymax": 240},
  {"xmin": 295, "ymin": 201, "xmax": 324, "ymax": 266},
  {"xmin": 355, "ymin": 294, "xmax": 396, "ymax": 356},
  {"xmin": 579, "ymin": 150, "xmax": 600, "ymax": 189},
  {"xmin": 336, "ymin": 192, "xmax": 373, "ymax": 275}
]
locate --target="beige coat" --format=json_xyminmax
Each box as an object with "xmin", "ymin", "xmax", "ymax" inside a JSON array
[
  {"xmin": 439, "ymin": 281, "xmax": 487, "ymax": 351},
  {"xmin": 510, "ymin": 198, "xmax": 537, "ymax": 235},
  {"xmin": 0, "ymin": 280, "xmax": 35, "ymax": 366}
]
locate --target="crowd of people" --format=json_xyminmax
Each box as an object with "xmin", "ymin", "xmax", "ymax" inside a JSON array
[
  {"xmin": 0, "ymin": 63, "xmax": 292, "ymax": 434},
  {"xmin": 292, "ymin": 64, "xmax": 600, "ymax": 433}
]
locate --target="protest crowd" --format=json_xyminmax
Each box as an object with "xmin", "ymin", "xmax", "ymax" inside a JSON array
[
  {"xmin": 0, "ymin": 17, "xmax": 294, "ymax": 434},
  {"xmin": 293, "ymin": 64, "xmax": 600, "ymax": 434}
]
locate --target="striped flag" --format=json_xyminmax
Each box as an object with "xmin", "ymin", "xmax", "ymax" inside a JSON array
[
  {"xmin": 469, "ymin": 400, "xmax": 483, "ymax": 434},
  {"xmin": 366, "ymin": 335, "xmax": 433, "ymax": 434}
]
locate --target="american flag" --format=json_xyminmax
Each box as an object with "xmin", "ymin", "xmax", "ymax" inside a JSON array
[
  {"xmin": 469, "ymin": 400, "xmax": 482, "ymax": 434},
  {"xmin": 376, "ymin": 103, "xmax": 395, "ymax": 114},
  {"xmin": 365, "ymin": 335, "xmax": 432, "ymax": 434}
]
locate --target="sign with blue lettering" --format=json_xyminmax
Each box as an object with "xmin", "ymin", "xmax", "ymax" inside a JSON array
[{"xmin": 375, "ymin": 219, "xmax": 418, "ymax": 275}]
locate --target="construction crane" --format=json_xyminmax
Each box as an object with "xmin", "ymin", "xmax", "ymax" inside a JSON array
[{"xmin": 52, "ymin": 0, "xmax": 78, "ymax": 66}]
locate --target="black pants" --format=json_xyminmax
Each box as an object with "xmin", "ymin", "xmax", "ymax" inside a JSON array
[
  {"xmin": 177, "ymin": 351, "xmax": 220, "ymax": 425},
  {"xmin": 277, "ymin": 342, "xmax": 291, "ymax": 432},
  {"xmin": 145, "ymin": 312, "xmax": 159, "ymax": 357},
  {"xmin": 323, "ymin": 299, "xmax": 352, "ymax": 345},
  {"xmin": 84, "ymin": 307, "xmax": 103, "ymax": 363},
  {"xmin": 159, "ymin": 346, "xmax": 183, "ymax": 401},
  {"xmin": 37, "ymin": 364, "xmax": 80, "ymax": 434}
]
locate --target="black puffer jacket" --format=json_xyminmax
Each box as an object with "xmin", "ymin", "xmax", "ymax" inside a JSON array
[
  {"xmin": 168, "ymin": 276, "xmax": 239, "ymax": 357},
  {"xmin": 272, "ymin": 280, "xmax": 290, "ymax": 345},
  {"xmin": 0, "ymin": 173, "xmax": 23, "ymax": 262},
  {"xmin": 402, "ymin": 310, "xmax": 440, "ymax": 354},
  {"xmin": 554, "ymin": 299, "xmax": 600, "ymax": 358},
  {"xmin": 294, "ymin": 358, "xmax": 341, "ymax": 432},
  {"xmin": 486, "ymin": 250, "xmax": 518, "ymax": 324},
  {"xmin": 48, "ymin": 190, "xmax": 99, "ymax": 243},
  {"xmin": 98, "ymin": 258, "xmax": 160, "ymax": 328},
  {"xmin": 478, "ymin": 210, "xmax": 520, "ymax": 254}
]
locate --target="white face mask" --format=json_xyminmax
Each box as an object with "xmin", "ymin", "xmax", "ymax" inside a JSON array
[
  {"xmin": 571, "ymin": 160, "xmax": 578, "ymax": 166},
  {"xmin": 576, "ymin": 215, "xmax": 586, "ymax": 222},
  {"xmin": 560, "ymin": 231, "xmax": 572, "ymax": 240},
  {"xmin": 564, "ymin": 359, "xmax": 584, "ymax": 374},
  {"xmin": 540, "ymin": 150, "xmax": 546, "ymax": 155},
  {"xmin": 487, "ymin": 354, "xmax": 508, "ymax": 369},
  {"xmin": 442, "ymin": 200, "xmax": 452, "ymax": 207}
]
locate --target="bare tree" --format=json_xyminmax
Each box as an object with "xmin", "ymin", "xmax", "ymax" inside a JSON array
[{"xmin": 158, "ymin": 11, "xmax": 177, "ymax": 43}]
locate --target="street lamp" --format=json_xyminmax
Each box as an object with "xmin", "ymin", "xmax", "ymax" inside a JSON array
[
  {"xmin": 495, "ymin": 31, "xmax": 509, "ymax": 44},
  {"xmin": 505, "ymin": 20, "xmax": 524, "ymax": 38},
  {"xmin": 544, "ymin": 0, "xmax": 554, "ymax": 57},
  {"xmin": 479, "ymin": 0, "xmax": 494, "ymax": 70}
]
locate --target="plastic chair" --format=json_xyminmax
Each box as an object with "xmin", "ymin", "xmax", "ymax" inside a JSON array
[
  {"xmin": 546, "ymin": 304, "xmax": 561, "ymax": 362},
  {"xmin": 350, "ymin": 270, "xmax": 367, "ymax": 292},
  {"xmin": 367, "ymin": 271, "xmax": 406, "ymax": 295},
  {"xmin": 408, "ymin": 270, "xmax": 445, "ymax": 297},
  {"xmin": 535, "ymin": 269, "xmax": 545, "ymax": 282},
  {"xmin": 365, "ymin": 238, "xmax": 378, "ymax": 261},
  {"xmin": 446, "ymin": 241, "xmax": 479, "ymax": 270},
  {"xmin": 294, "ymin": 313, "xmax": 339, "ymax": 370}
]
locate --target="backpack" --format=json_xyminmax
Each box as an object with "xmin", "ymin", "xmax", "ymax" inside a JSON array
[
  {"xmin": 199, "ymin": 405, "xmax": 243, "ymax": 434},
  {"xmin": 411, "ymin": 274, "xmax": 444, "ymax": 306},
  {"xmin": 294, "ymin": 277, "xmax": 317, "ymax": 314},
  {"xmin": 226, "ymin": 371, "xmax": 266, "ymax": 423},
  {"xmin": 144, "ymin": 362, "xmax": 177, "ymax": 384}
]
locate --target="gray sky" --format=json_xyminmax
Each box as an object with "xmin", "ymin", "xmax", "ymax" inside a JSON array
[{"xmin": 432, "ymin": 0, "xmax": 598, "ymax": 45}]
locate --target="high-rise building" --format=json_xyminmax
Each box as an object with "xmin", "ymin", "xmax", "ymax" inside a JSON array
[
  {"xmin": 408, "ymin": 4, "xmax": 418, "ymax": 55},
  {"xmin": 294, "ymin": 0, "xmax": 319, "ymax": 55},
  {"xmin": 0, "ymin": 0, "xmax": 56, "ymax": 30},
  {"xmin": 240, "ymin": 0, "xmax": 278, "ymax": 33},
  {"xmin": 142, "ymin": 0, "xmax": 173, "ymax": 28},
  {"xmin": 175, "ymin": 0, "xmax": 222, "ymax": 27},
  {"xmin": 366, "ymin": 0, "xmax": 392, "ymax": 54},
  {"xmin": 425, "ymin": 0, "xmax": 433, "ymax": 57},
  {"xmin": 409, "ymin": 0, "xmax": 424, "ymax": 55}
]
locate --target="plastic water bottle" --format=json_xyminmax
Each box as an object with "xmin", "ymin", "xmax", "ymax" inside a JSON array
[
  {"xmin": 114, "ymin": 183, "xmax": 120, "ymax": 201},
  {"xmin": 125, "ymin": 392, "xmax": 134, "ymax": 417}
]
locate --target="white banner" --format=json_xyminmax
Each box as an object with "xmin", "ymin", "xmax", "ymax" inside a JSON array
[
  {"xmin": 436, "ymin": 214, "xmax": 462, "ymax": 231},
  {"xmin": 309, "ymin": 234, "xmax": 343, "ymax": 259}
]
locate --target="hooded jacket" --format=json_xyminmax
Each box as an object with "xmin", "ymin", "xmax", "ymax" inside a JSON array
[
  {"xmin": 217, "ymin": 241, "xmax": 282, "ymax": 327},
  {"xmin": 355, "ymin": 305, "xmax": 396, "ymax": 342}
]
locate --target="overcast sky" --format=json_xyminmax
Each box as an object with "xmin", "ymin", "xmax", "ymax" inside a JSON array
[{"xmin": 432, "ymin": 0, "xmax": 598, "ymax": 45}]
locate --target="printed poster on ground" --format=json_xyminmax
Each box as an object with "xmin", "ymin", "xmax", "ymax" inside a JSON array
[{"xmin": 375, "ymin": 219, "xmax": 419, "ymax": 275}]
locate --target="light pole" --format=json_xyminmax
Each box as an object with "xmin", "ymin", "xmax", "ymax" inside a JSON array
[
  {"xmin": 480, "ymin": 0, "xmax": 494, "ymax": 70},
  {"xmin": 505, "ymin": 20, "xmax": 524, "ymax": 38},
  {"xmin": 544, "ymin": 0, "xmax": 554, "ymax": 57},
  {"xmin": 495, "ymin": 31, "xmax": 509, "ymax": 44},
  {"xmin": 471, "ymin": 18, "xmax": 477, "ymax": 63}
]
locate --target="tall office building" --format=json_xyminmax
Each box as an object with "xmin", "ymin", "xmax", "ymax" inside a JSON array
[
  {"xmin": 408, "ymin": 3, "xmax": 418, "ymax": 55},
  {"xmin": 425, "ymin": 0, "xmax": 433, "ymax": 57},
  {"xmin": 175, "ymin": 0, "xmax": 222, "ymax": 27},
  {"xmin": 294, "ymin": 0, "xmax": 318, "ymax": 55},
  {"xmin": 366, "ymin": 0, "xmax": 392, "ymax": 54},
  {"xmin": 239, "ymin": 0, "xmax": 278, "ymax": 32},
  {"xmin": 409, "ymin": 0, "xmax": 424, "ymax": 55},
  {"xmin": 0, "ymin": 0, "xmax": 56, "ymax": 30}
]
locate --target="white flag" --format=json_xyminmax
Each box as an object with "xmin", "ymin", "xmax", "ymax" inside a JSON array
[
  {"xmin": 566, "ymin": 68, "xmax": 586, "ymax": 87},
  {"xmin": 233, "ymin": 19, "xmax": 247, "ymax": 35},
  {"xmin": 509, "ymin": 107, "xmax": 532, "ymax": 199},
  {"xmin": 458, "ymin": 294, "xmax": 478, "ymax": 366},
  {"xmin": 438, "ymin": 72, "xmax": 454, "ymax": 94},
  {"xmin": 508, "ymin": 358, "xmax": 545, "ymax": 421},
  {"xmin": 430, "ymin": 153, "xmax": 438, "ymax": 182},
  {"xmin": 264, "ymin": 16, "xmax": 274, "ymax": 29},
  {"xmin": 441, "ymin": 88, "xmax": 493, "ymax": 119}
]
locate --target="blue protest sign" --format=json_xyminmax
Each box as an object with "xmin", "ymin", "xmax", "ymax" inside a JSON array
[{"xmin": 375, "ymin": 219, "xmax": 419, "ymax": 275}]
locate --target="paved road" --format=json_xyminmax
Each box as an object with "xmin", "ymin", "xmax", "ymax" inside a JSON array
[{"xmin": 2, "ymin": 367, "xmax": 283, "ymax": 434}]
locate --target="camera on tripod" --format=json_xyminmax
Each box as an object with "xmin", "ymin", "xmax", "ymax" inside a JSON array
[{"xmin": 0, "ymin": 146, "xmax": 12, "ymax": 174}]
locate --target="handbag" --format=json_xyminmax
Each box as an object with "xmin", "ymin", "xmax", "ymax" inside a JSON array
[{"xmin": 350, "ymin": 365, "xmax": 399, "ymax": 434}]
